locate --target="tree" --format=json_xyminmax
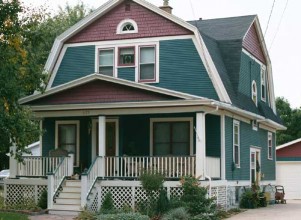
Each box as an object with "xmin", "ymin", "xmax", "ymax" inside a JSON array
[
  {"xmin": 0, "ymin": 0, "xmax": 92, "ymax": 161},
  {"xmin": 276, "ymin": 97, "xmax": 301, "ymax": 145}
]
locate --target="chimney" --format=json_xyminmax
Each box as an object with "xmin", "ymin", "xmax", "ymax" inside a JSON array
[{"xmin": 159, "ymin": 0, "xmax": 173, "ymax": 14}]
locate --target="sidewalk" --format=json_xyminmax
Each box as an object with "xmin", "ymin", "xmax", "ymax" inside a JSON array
[
  {"xmin": 228, "ymin": 200, "xmax": 301, "ymax": 220},
  {"xmin": 29, "ymin": 214, "xmax": 76, "ymax": 220}
]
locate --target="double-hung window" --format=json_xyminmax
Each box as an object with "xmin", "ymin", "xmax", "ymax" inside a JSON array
[
  {"xmin": 261, "ymin": 66, "xmax": 266, "ymax": 101},
  {"xmin": 56, "ymin": 121, "xmax": 79, "ymax": 166},
  {"xmin": 119, "ymin": 47, "xmax": 135, "ymax": 66},
  {"xmin": 252, "ymin": 81, "xmax": 257, "ymax": 106},
  {"xmin": 139, "ymin": 46, "xmax": 156, "ymax": 82},
  {"xmin": 152, "ymin": 120, "xmax": 191, "ymax": 156},
  {"xmin": 99, "ymin": 49, "xmax": 114, "ymax": 76},
  {"xmin": 268, "ymin": 132, "xmax": 273, "ymax": 160},
  {"xmin": 233, "ymin": 120, "xmax": 240, "ymax": 167}
]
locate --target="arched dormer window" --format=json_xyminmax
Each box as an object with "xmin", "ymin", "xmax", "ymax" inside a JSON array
[
  {"xmin": 252, "ymin": 80, "xmax": 257, "ymax": 106},
  {"xmin": 116, "ymin": 19, "xmax": 138, "ymax": 34}
]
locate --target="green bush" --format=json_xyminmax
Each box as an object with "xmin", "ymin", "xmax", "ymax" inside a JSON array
[
  {"xmin": 156, "ymin": 189, "xmax": 169, "ymax": 215},
  {"xmin": 239, "ymin": 189, "xmax": 259, "ymax": 209},
  {"xmin": 97, "ymin": 212, "xmax": 150, "ymax": 220},
  {"xmin": 161, "ymin": 207, "xmax": 190, "ymax": 220},
  {"xmin": 180, "ymin": 177, "xmax": 217, "ymax": 217},
  {"xmin": 140, "ymin": 170, "xmax": 164, "ymax": 193},
  {"xmin": 76, "ymin": 209, "xmax": 96, "ymax": 220},
  {"xmin": 38, "ymin": 190, "xmax": 47, "ymax": 209},
  {"xmin": 100, "ymin": 192, "xmax": 115, "ymax": 214}
]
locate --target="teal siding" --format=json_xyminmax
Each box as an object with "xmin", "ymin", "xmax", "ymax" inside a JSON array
[
  {"xmin": 239, "ymin": 52, "xmax": 270, "ymax": 106},
  {"xmin": 52, "ymin": 46, "xmax": 95, "ymax": 87},
  {"xmin": 158, "ymin": 39, "xmax": 219, "ymax": 100},
  {"xmin": 205, "ymin": 115, "xmax": 221, "ymax": 157},
  {"xmin": 118, "ymin": 67, "xmax": 135, "ymax": 81},
  {"xmin": 225, "ymin": 116, "xmax": 276, "ymax": 181},
  {"xmin": 42, "ymin": 118, "xmax": 55, "ymax": 157}
]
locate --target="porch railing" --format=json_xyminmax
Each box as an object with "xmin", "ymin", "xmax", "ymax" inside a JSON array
[
  {"xmin": 205, "ymin": 156, "xmax": 221, "ymax": 178},
  {"xmin": 104, "ymin": 156, "xmax": 196, "ymax": 178},
  {"xmin": 17, "ymin": 156, "xmax": 64, "ymax": 177}
]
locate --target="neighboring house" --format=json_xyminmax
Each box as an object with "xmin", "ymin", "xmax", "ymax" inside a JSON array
[
  {"xmin": 6, "ymin": 0, "xmax": 284, "ymax": 213},
  {"xmin": 276, "ymin": 138, "xmax": 301, "ymax": 199},
  {"xmin": 24, "ymin": 141, "xmax": 41, "ymax": 156}
]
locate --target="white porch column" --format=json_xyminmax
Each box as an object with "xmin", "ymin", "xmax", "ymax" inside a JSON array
[
  {"xmin": 67, "ymin": 153, "xmax": 74, "ymax": 176},
  {"xmin": 9, "ymin": 144, "xmax": 18, "ymax": 178},
  {"xmin": 220, "ymin": 115, "xmax": 226, "ymax": 180},
  {"xmin": 196, "ymin": 113, "xmax": 206, "ymax": 180},
  {"xmin": 47, "ymin": 173, "xmax": 54, "ymax": 209},
  {"xmin": 98, "ymin": 116, "xmax": 106, "ymax": 177}
]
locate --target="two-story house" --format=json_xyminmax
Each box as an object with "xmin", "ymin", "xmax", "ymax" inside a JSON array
[{"xmin": 6, "ymin": 0, "xmax": 284, "ymax": 214}]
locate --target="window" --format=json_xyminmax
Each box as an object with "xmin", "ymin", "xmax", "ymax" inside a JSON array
[
  {"xmin": 261, "ymin": 66, "xmax": 266, "ymax": 101},
  {"xmin": 233, "ymin": 120, "xmax": 240, "ymax": 167},
  {"xmin": 117, "ymin": 19, "xmax": 138, "ymax": 34},
  {"xmin": 99, "ymin": 49, "xmax": 114, "ymax": 76},
  {"xmin": 56, "ymin": 121, "xmax": 80, "ymax": 166},
  {"xmin": 119, "ymin": 47, "xmax": 135, "ymax": 66},
  {"xmin": 151, "ymin": 119, "xmax": 192, "ymax": 156},
  {"xmin": 252, "ymin": 80, "xmax": 257, "ymax": 106},
  {"xmin": 252, "ymin": 120, "xmax": 258, "ymax": 131},
  {"xmin": 139, "ymin": 46, "xmax": 156, "ymax": 82},
  {"xmin": 268, "ymin": 132, "xmax": 273, "ymax": 160}
]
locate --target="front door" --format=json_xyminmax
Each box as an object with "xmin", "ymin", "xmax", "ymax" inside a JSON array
[
  {"xmin": 250, "ymin": 148, "xmax": 261, "ymax": 185},
  {"xmin": 92, "ymin": 119, "xmax": 118, "ymax": 160}
]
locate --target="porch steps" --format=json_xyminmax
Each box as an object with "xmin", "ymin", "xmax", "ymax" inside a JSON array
[{"xmin": 49, "ymin": 180, "xmax": 82, "ymax": 215}]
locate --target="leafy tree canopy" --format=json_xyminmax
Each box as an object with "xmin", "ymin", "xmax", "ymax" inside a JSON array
[
  {"xmin": 276, "ymin": 97, "xmax": 301, "ymax": 145},
  {"xmin": 0, "ymin": 0, "xmax": 91, "ymax": 160}
]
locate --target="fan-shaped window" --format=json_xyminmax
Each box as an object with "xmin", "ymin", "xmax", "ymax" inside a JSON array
[
  {"xmin": 117, "ymin": 19, "xmax": 138, "ymax": 34},
  {"xmin": 252, "ymin": 80, "xmax": 257, "ymax": 106}
]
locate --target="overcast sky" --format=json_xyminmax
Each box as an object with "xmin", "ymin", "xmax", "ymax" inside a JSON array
[{"xmin": 24, "ymin": 0, "xmax": 301, "ymax": 108}]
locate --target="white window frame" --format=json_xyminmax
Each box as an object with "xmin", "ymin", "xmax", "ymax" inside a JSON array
[
  {"xmin": 116, "ymin": 19, "xmax": 138, "ymax": 35},
  {"xmin": 98, "ymin": 48, "xmax": 115, "ymax": 77},
  {"xmin": 55, "ymin": 120, "xmax": 80, "ymax": 167},
  {"xmin": 138, "ymin": 45, "xmax": 157, "ymax": 83},
  {"xmin": 150, "ymin": 117, "xmax": 193, "ymax": 156},
  {"xmin": 233, "ymin": 120, "xmax": 240, "ymax": 168},
  {"xmin": 261, "ymin": 65, "xmax": 266, "ymax": 102},
  {"xmin": 252, "ymin": 120, "xmax": 258, "ymax": 131},
  {"xmin": 95, "ymin": 40, "xmax": 159, "ymax": 83},
  {"xmin": 251, "ymin": 80, "xmax": 257, "ymax": 106},
  {"xmin": 268, "ymin": 132, "xmax": 273, "ymax": 160}
]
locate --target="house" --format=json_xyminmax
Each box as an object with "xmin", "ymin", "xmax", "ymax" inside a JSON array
[
  {"xmin": 276, "ymin": 138, "xmax": 301, "ymax": 199},
  {"xmin": 5, "ymin": 0, "xmax": 285, "ymax": 213}
]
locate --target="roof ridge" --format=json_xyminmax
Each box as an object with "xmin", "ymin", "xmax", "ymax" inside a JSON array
[{"xmin": 187, "ymin": 14, "xmax": 256, "ymax": 22}]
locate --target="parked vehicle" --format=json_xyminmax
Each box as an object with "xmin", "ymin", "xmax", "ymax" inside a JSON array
[{"xmin": 0, "ymin": 169, "xmax": 9, "ymax": 185}]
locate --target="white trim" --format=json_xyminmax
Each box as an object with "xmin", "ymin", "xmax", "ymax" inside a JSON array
[
  {"xmin": 91, "ymin": 118, "xmax": 119, "ymax": 160},
  {"xmin": 261, "ymin": 65, "xmax": 267, "ymax": 102},
  {"xmin": 55, "ymin": 120, "xmax": 80, "ymax": 167},
  {"xmin": 251, "ymin": 80, "xmax": 257, "ymax": 107},
  {"xmin": 149, "ymin": 117, "xmax": 193, "ymax": 156},
  {"xmin": 233, "ymin": 120, "xmax": 240, "ymax": 168},
  {"xmin": 250, "ymin": 147, "xmax": 261, "ymax": 185},
  {"xmin": 220, "ymin": 114, "xmax": 226, "ymax": 180},
  {"xmin": 116, "ymin": 19, "xmax": 138, "ymax": 34},
  {"xmin": 259, "ymin": 123, "xmax": 276, "ymax": 133},
  {"xmin": 276, "ymin": 138, "xmax": 301, "ymax": 150},
  {"xmin": 268, "ymin": 132, "xmax": 273, "ymax": 160}
]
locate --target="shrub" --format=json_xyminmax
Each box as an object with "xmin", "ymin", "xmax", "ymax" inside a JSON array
[
  {"xmin": 161, "ymin": 207, "xmax": 190, "ymax": 220},
  {"xmin": 97, "ymin": 212, "xmax": 150, "ymax": 220},
  {"xmin": 239, "ymin": 189, "xmax": 259, "ymax": 209},
  {"xmin": 140, "ymin": 170, "xmax": 164, "ymax": 193},
  {"xmin": 156, "ymin": 189, "xmax": 169, "ymax": 215},
  {"xmin": 100, "ymin": 192, "xmax": 115, "ymax": 214},
  {"xmin": 76, "ymin": 209, "xmax": 96, "ymax": 220},
  {"xmin": 38, "ymin": 190, "xmax": 47, "ymax": 209},
  {"xmin": 180, "ymin": 177, "xmax": 217, "ymax": 217}
]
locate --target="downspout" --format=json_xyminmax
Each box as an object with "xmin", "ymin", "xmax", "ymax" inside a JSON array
[{"xmin": 203, "ymin": 102, "xmax": 219, "ymax": 198}]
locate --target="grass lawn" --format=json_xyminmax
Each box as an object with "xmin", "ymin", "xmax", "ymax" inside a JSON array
[{"xmin": 0, "ymin": 212, "xmax": 29, "ymax": 220}]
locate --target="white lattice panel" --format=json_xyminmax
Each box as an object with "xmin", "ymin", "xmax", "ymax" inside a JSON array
[
  {"xmin": 101, "ymin": 186, "xmax": 132, "ymax": 209},
  {"xmin": 170, "ymin": 187, "xmax": 183, "ymax": 198},
  {"xmin": 88, "ymin": 192, "xmax": 99, "ymax": 212}
]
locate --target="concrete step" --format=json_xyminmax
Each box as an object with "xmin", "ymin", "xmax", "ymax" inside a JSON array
[
  {"xmin": 52, "ymin": 204, "xmax": 82, "ymax": 211},
  {"xmin": 48, "ymin": 209, "xmax": 80, "ymax": 215},
  {"xmin": 62, "ymin": 186, "xmax": 81, "ymax": 193},
  {"xmin": 60, "ymin": 192, "xmax": 81, "ymax": 199},
  {"xmin": 65, "ymin": 180, "xmax": 81, "ymax": 187},
  {"xmin": 56, "ymin": 198, "xmax": 81, "ymax": 205}
]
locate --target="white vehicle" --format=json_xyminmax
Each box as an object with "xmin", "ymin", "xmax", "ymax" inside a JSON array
[{"xmin": 0, "ymin": 170, "xmax": 9, "ymax": 185}]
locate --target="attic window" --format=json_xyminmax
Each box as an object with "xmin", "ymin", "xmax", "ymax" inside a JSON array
[
  {"xmin": 252, "ymin": 80, "xmax": 257, "ymax": 106},
  {"xmin": 261, "ymin": 65, "xmax": 266, "ymax": 102},
  {"xmin": 117, "ymin": 19, "xmax": 138, "ymax": 34}
]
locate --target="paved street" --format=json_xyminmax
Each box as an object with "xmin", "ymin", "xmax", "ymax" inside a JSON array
[{"xmin": 228, "ymin": 200, "xmax": 301, "ymax": 220}]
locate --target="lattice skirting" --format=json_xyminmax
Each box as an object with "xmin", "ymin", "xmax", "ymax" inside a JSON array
[
  {"xmin": 87, "ymin": 181, "xmax": 227, "ymax": 212},
  {"xmin": 4, "ymin": 179, "xmax": 47, "ymax": 206}
]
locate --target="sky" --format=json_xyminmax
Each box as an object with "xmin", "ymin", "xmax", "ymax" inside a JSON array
[{"xmin": 24, "ymin": 0, "xmax": 301, "ymax": 108}]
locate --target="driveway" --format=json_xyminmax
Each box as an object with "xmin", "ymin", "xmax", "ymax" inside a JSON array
[{"xmin": 228, "ymin": 200, "xmax": 301, "ymax": 220}]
